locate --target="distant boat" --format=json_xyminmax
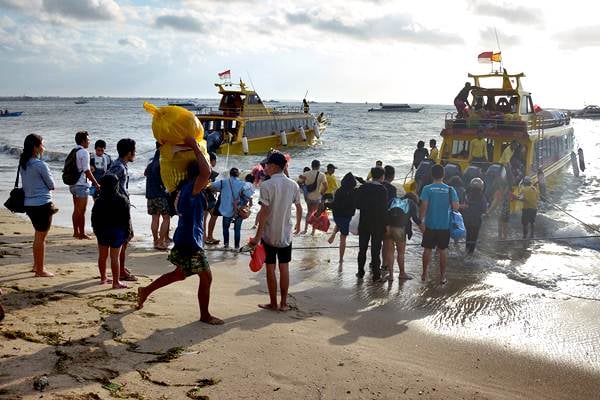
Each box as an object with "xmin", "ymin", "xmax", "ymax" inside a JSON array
[
  {"xmin": 368, "ymin": 103, "xmax": 423, "ymax": 113},
  {"xmin": 572, "ymin": 105, "xmax": 600, "ymax": 119},
  {"xmin": 74, "ymin": 99, "xmax": 89, "ymax": 104},
  {"xmin": 0, "ymin": 111, "xmax": 23, "ymax": 117},
  {"xmin": 168, "ymin": 102, "xmax": 205, "ymax": 112},
  {"xmin": 335, "ymin": 101, "xmax": 343, "ymax": 104}
]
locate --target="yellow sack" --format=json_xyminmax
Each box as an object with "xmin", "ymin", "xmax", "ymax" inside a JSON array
[{"xmin": 143, "ymin": 102, "xmax": 208, "ymax": 192}]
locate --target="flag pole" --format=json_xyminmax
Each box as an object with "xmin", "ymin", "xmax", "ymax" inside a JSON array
[{"xmin": 494, "ymin": 28, "xmax": 503, "ymax": 72}]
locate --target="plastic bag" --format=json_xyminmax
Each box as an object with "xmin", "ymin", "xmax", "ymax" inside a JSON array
[
  {"xmin": 143, "ymin": 102, "xmax": 204, "ymax": 144},
  {"xmin": 249, "ymin": 243, "xmax": 266, "ymax": 272},
  {"xmin": 308, "ymin": 210, "xmax": 330, "ymax": 232},
  {"xmin": 449, "ymin": 210, "xmax": 466, "ymax": 239},
  {"xmin": 143, "ymin": 102, "xmax": 208, "ymax": 192},
  {"xmin": 349, "ymin": 210, "xmax": 360, "ymax": 235}
]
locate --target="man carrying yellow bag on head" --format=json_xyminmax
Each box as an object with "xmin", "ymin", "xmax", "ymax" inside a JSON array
[{"xmin": 143, "ymin": 102, "xmax": 210, "ymax": 193}]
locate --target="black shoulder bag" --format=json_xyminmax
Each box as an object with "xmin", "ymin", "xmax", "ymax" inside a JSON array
[{"xmin": 4, "ymin": 165, "xmax": 25, "ymax": 213}]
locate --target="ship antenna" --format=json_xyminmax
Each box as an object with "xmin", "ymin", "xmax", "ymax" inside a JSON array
[
  {"xmin": 494, "ymin": 28, "xmax": 503, "ymax": 71},
  {"xmin": 246, "ymin": 70, "xmax": 256, "ymax": 91}
]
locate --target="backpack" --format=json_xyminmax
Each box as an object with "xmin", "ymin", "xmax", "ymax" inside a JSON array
[
  {"xmin": 62, "ymin": 148, "xmax": 81, "ymax": 185},
  {"xmin": 388, "ymin": 197, "xmax": 410, "ymax": 227},
  {"xmin": 305, "ymin": 171, "xmax": 320, "ymax": 193}
]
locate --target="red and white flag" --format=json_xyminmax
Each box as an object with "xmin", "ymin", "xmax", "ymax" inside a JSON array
[
  {"xmin": 218, "ymin": 69, "xmax": 231, "ymax": 79},
  {"xmin": 478, "ymin": 51, "xmax": 501, "ymax": 63}
]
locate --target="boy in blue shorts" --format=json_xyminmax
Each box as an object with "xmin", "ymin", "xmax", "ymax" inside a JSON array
[{"xmin": 137, "ymin": 137, "xmax": 223, "ymax": 325}]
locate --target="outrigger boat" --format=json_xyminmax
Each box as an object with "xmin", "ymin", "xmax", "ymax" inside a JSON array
[
  {"xmin": 0, "ymin": 111, "xmax": 23, "ymax": 117},
  {"xmin": 405, "ymin": 69, "xmax": 575, "ymax": 213},
  {"xmin": 572, "ymin": 105, "xmax": 600, "ymax": 119},
  {"xmin": 195, "ymin": 80, "xmax": 326, "ymax": 155}
]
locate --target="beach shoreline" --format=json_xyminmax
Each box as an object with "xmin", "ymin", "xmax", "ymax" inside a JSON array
[{"xmin": 1, "ymin": 209, "xmax": 599, "ymax": 399}]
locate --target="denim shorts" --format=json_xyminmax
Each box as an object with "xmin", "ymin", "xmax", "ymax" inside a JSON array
[{"xmin": 69, "ymin": 185, "xmax": 89, "ymax": 198}]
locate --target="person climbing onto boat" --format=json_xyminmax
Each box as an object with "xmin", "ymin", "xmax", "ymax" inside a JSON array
[
  {"xmin": 412, "ymin": 141, "xmax": 429, "ymax": 169},
  {"xmin": 460, "ymin": 178, "xmax": 487, "ymax": 254},
  {"xmin": 518, "ymin": 176, "xmax": 539, "ymax": 239},
  {"xmin": 429, "ymin": 139, "xmax": 439, "ymax": 161},
  {"xmin": 299, "ymin": 159, "xmax": 327, "ymax": 235},
  {"xmin": 469, "ymin": 130, "xmax": 488, "ymax": 165},
  {"xmin": 454, "ymin": 82, "xmax": 474, "ymax": 118},
  {"xmin": 303, "ymin": 98, "xmax": 309, "ymax": 113}
]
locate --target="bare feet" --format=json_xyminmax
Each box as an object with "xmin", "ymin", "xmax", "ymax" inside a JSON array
[
  {"xmin": 76, "ymin": 234, "xmax": 92, "ymax": 240},
  {"xmin": 112, "ymin": 282, "xmax": 128, "ymax": 289},
  {"xmin": 300, "ymin": 230, "xmax": 307, "ymax": 235},
  {"xmin": 327, "ymin": 235, "xmax": 335, "ymax": 244},
  {"xmin": 136, "ymin": 287, "xmax": 147, "ymax": 309},
  {"xmin": 258, "ymin": 303, "xmax": 278, "ymax": 311},
  {"xmin": 279, "ymin": 304, "xmax": 291, "ymax": 312},
  {"xmin": 440, "ymin": 276, "xmax": 447, "ymax": 285},
  {"xmin": 200, "ymin": 316, "xmax": 224, "ymax": 325},
  {"xmin": 35, "ymin": 270, "xmax": 54, "ymax": 277},
  {"xmin": 398, "ymin": 273, "xmax": 413, "ymax": 280},
  {"xmin": 421, "ymin": 273, "xmax": 428, "ymax": 282},
  {"xmin": 100, "ymin": 278, "xmax": 113, "ymax": 284}
]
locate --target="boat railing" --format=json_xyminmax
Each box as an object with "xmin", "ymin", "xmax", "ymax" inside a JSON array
[
  {"xmin": 445, "ymin": 112, "xmax": 570, "ymax": 132},
  {"xmin": 197, "ymin": 105, "xmax": 308, "ymax": 117}
]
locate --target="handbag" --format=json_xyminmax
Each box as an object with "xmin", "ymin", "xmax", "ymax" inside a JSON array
[
  {"xmin": 4, "ymin": 166, "xmax": 25, "ymax": 213},
  {"xmin": 448, "ymin": 189, "xmax": 466, "ymax": 239},
  {"xmin": 229, "ymin": 178, "xmax": 251, "ymax": 220}
]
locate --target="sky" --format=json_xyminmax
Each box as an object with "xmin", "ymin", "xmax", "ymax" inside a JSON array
[{"xmin": 0, "ymin": 0, "xmax": 599, "ymax": 107}]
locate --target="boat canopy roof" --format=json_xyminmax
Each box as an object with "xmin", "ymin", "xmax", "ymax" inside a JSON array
[{"xmin": 468, "ymin": 70, "xmax": 525, "ymax": 91}]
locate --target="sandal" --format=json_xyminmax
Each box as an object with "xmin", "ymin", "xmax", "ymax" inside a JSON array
[{"xmin": 205, "ymin": 238, "xmax": 220, "ymax": 245}]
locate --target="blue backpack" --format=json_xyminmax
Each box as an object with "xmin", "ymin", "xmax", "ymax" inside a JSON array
[{"xmin": 388, "ymin": 197, "xmax": 411, "ymax": 227}]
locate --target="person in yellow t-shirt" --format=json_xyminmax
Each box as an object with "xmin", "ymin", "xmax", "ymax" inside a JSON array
[
  {"xmin": 499, "ymin": 141, "xmax": 516, "ymax": 165},
  {"xmin": 323, "ymin": 163, "xmax": 339, "ymax": 202},
  {"xmin": 469, "ymin": 130, "xmax": 488, "ymax": 163},
  {"xmin": 366, "ymin": 160, "xmax": 383, "ymax": 181},
  {"xmin": 518, "ymin": 176, "xmax": 539, "ymax": 238},
  {"xmin": 429, "ymin": 139, "xmax": 439, "ymax": 161}
]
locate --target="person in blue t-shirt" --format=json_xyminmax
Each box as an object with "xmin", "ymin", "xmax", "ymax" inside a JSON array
[
  {"xmin": 419, "ymin": 164, "xmax": 459, "ymax": 285},
  {"xmin": 137, "ymin": 137, "xmax": 223, "ymax": 325}
]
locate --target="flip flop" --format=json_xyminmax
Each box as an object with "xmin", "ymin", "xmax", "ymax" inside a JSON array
[{"xmin": 258, "ymin": 303, "xmax": 278, "ymax": 311}]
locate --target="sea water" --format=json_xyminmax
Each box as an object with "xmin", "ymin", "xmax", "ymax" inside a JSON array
[{"xmin": 1, "ymin": 98, "xmax": 599, "ymax": 370}]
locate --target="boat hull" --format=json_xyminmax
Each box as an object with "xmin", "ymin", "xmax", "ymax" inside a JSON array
[
  {"xmin": 217, "ymin": 128, "xmax": 321, "ymax": 156},
  {"xmin": 368, "ymin": 108, "xmax": 423, "ymax": 113},
  {"xmin": 0, "ymin": 112, "xmax": 23, "ymax": 117}
]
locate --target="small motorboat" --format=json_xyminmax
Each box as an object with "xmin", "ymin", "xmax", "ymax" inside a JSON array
[
  {"xmin": 168, "ymin": 102, "xmax": 205, "ymax": 112},
  {"xmin": 368, "ymin": 103, "xmax": 423, "ymax": 112},
  {"xmin": 0, "ymin": 111, "xmax": 23, "ymax": 117},
  {"xmin": 74, "ymin": 99, "xmax": 89, "ymax": 104}
]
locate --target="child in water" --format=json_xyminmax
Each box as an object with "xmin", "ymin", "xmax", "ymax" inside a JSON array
[{"xmin": 91, "ymin": 174, "xmax": 131, "ymax": 289}]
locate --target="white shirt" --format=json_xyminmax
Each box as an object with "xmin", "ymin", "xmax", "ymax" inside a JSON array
[
  {"xmin": 75, "ymin": 146, "xmax": 91, "ymax": 187},
  {"xmin": 301, "ymin": 169, "xmax": 326, "ymax": 201},
  {"xmin": 259, "ymin": 172, "xmax": 301, "ymax": 247}
]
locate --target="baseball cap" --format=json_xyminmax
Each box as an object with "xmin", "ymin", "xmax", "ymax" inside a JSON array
[
  {"xmin": 326, "ymin": 163, "xmax": 336, "ymax": 170},
  {"xmin": 266, "ymin": 151, "xmax": 287, "ymax": 168}
]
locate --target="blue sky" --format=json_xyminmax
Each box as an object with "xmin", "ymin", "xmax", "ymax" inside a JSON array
[{"xmin": 1, "ymin": 0, "xmax": 599, "ymax": 107}]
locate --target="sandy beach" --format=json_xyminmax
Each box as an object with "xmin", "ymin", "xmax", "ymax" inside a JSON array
[{"xmin": 0, "ymin": 208, "xmax": 599, "ymax": 400}]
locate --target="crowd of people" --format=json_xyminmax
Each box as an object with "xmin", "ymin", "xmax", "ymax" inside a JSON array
[{"xmin": 10, "ymin": 130, "xmax": 540, "ymax": 322}]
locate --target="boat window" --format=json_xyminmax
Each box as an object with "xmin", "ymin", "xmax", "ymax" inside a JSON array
[
  {"xmin": 451, "ymin": 140, "xmax": 470, "ymax": 159},
  {"xmin": 247, "ymin": 94, "xmax": 262, "ymax": 105},
  {"xmin": 520, "ymin": 95, "xmax": 533, "ymax": 114}
]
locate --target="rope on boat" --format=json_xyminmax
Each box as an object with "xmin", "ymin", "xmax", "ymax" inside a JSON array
[{"xmin": 540, "ymin": 195, "xmax": 600, "ymax": 235}]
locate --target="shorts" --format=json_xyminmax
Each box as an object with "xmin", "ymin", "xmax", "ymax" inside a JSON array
[
  {"xmin": 262, "ymin": 241, "xmax": 292, "ymax": 264},
  {"xmin": 333, "ymin": 215, "xmax": 352, "ymax": 236},
  {"xmin": 25, "ymin": 202, "xmax": 54, "ymax": 232},
  {"xmin": 147, "ymin": 197, "xmax": 170, "ymax": 215},
  {"xmin": 96, "ymin": 228, "xmax": 128, "ymax": 248},
  {"xmin": 69, "ymin": 185, "xmax": 90, "ymax": 198},
  {"xmin": 168, "ymin": 247, "xmax": 210, "ymax": 277},
  {"xmin": 421, "ymin": 228, "xmax": 450, "ymax": 250},
  {"xmin": 521, "ymin": 208, "xmax": 537, "ymax": 225},
  {"xmin": 389, "ymin": 226, "xmax": 407, "ymax": 242}
]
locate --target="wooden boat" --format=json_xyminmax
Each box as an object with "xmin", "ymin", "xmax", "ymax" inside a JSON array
[
  {"xmin": 368, "ymin": 103, "xmax": 423, "ymax": 112},
  {"xmin": 404, "ymin": 70, "xmax": 575, "ymax": 213},
  {"xmin": 196, "ymin": 80, "xmax": 326, "ymax": 155}
]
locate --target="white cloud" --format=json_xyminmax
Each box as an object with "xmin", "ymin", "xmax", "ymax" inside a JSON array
[
  {"xmin": 154, "ymin": 14, "xmax": 205, "ymax": 33},
  {"xmin": 467, "ymin": 0, "xmax": 544, "ymax": 26},
  {"xmin": 554, "ymin": 25, "xmax": 600, "ymax": 50}
]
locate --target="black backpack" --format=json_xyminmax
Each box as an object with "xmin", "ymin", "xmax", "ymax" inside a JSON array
[
  {"xmin": 305, "ymin": 171, "xmax": 320, "ymax": 193},
  {"xmin": 62, "ymin": 148, "xmax": 81, "ymax": 185}
]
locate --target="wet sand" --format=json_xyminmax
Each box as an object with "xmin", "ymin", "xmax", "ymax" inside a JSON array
[{"xmin": 1, "ymin": 209, "xmax": 599, "ymax": 399}]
